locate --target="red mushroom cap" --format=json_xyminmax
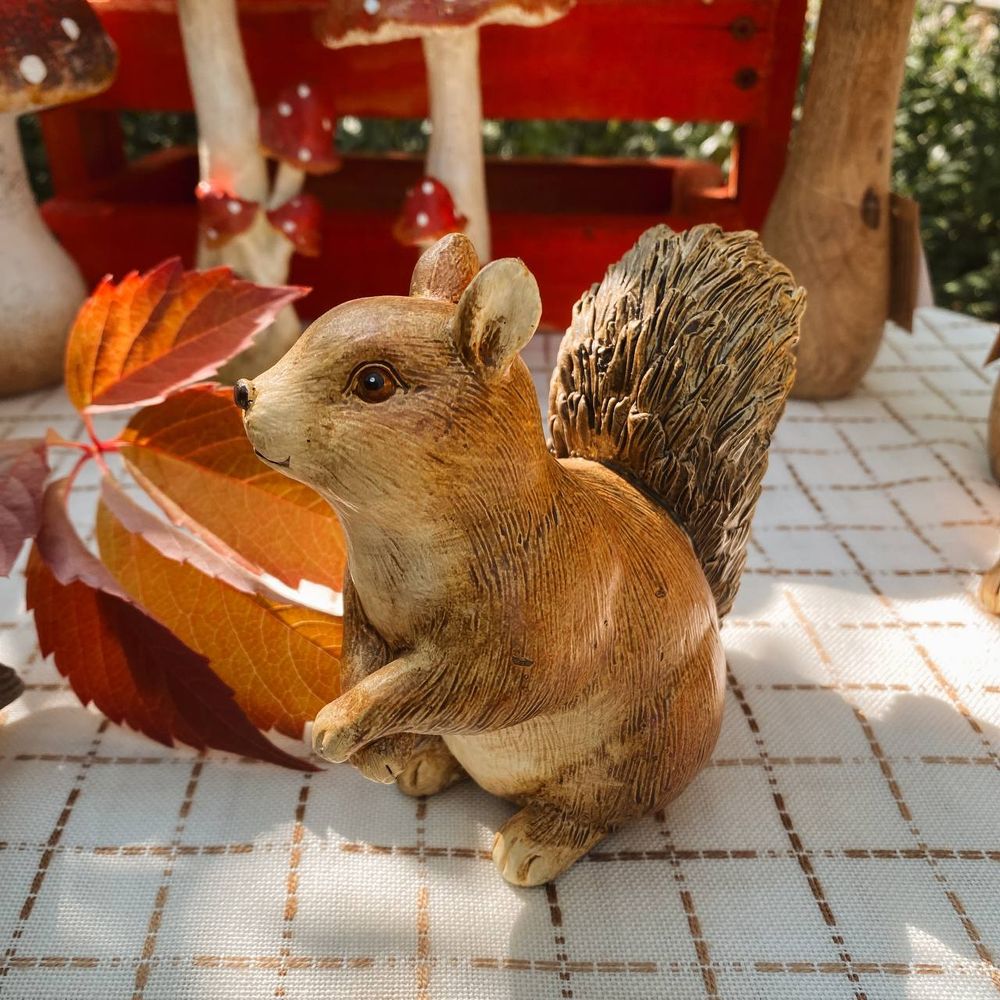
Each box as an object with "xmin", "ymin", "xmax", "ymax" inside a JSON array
[
  {"xmin": 196, "ymin": 181, "xmax": 259, "ymax": 249},
  {"xmin": 393, "ymin": 177, "xmax": 468, "ymax": 249},
  {"xmin": 316, "ymin": 0, "xmax": 575, "ymax": 48},
  {"xmin": 266, "ymin": 194, "xmax": 323, "ymax": 257},
  {"xmin": 259, "ymin": 82, "xmax": 340, "ymax": 174},
  {"xmin": 0, "ymin": 0, "xmax": 117, "ymax": 114}
]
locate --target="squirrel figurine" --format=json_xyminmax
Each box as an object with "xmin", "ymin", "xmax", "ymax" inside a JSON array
[{"xmin": 238, "ymin": 224, "xmax": 804, "ymax": 886}]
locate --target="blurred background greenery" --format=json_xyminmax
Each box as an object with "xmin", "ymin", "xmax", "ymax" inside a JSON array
[{"xmin": 18, "ymin": 0, "xmax": 998, "ymax": 321}]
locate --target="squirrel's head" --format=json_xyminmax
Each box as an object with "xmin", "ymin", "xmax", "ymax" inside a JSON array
[{"xmin": 239, "ymin": 234, "xmax": 546, "ymax": 521}]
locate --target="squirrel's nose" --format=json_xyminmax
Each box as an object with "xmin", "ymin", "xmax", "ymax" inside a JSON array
[{"xmin": 234, "ymin": 379, "xmax": 254, "ymax": 412}]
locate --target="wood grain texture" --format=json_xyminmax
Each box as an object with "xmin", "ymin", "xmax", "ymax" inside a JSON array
[
  {"xmin": 762, "ymin": 0, "xmax": 916, "ymax": 400},
  {"xmin": 241, "ymin": 228, "xmax": 802, "ymax": 885}
]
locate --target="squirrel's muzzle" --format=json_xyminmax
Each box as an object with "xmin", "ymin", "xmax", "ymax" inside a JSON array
[{"xmin": 234, "ymin": 379, "xmax": 255, "ymax": 412}]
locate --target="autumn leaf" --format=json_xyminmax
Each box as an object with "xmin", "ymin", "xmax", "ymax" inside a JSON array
[
  {"xmin": 120, "ymin": 385, "xmax": 345, "ymax": 591},
  {"xmin": 96, "ymin": 477, "xmax": 341, "ymax": 737},
  {"xmin": 64, "ymin": 258, "xmax": 307, "ymax": 412},
  {"xmin": 26, "ymin": 480, "xmax": 314, "ymax": 769},
  {"xmin": 0, "ymin": 439, "xmax": 49, "ymax": 576}
]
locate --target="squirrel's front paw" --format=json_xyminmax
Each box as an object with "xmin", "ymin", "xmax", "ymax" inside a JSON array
[
  {"xmin": 312, "ymin": 699, "xmax": 365, "ymax": 763},
  {"xmin": 350, "ymin": 735, "xmax": 418, "ymax": 784}
]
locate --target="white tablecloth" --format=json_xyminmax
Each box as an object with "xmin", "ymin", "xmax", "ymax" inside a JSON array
[{"xmin": 1, "ymin": 308, "xmax": 998, "ymax": 999}]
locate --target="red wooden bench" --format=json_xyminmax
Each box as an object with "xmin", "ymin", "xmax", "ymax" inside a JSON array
[{"xmin": 40, "ymin": 0, "xmax": 807, "ymax": 326}]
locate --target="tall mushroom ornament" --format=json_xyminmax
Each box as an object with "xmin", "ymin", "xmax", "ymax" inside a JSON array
[
  {"xmin": 315, "ymin": 0, "xmax": 575, "ymax": 262},
  {"xmin": 176, "ymin": 3, "xmax": 339, "ymax": 378},
  {"xmin": 0, "ymin": 0, "xmax": 117, "ymax": 396}
]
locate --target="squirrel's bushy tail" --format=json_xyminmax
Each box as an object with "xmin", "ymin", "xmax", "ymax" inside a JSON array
[{"xmin": 548, "ymin": 224, "xmax": 804, "ymax": 618}]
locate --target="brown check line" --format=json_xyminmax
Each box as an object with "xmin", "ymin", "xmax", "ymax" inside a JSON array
[
  {"xmin": 894, "ymin": 351, "xmax": 991, "ymax": 444},
  {"xmin": 131, "ymin": 758, "xmax": 206, "ymax": 1000},
  {"xmin": 878, "ymin": 397, "xmax": 996, "ymax": 525},
  {"xmin": 784, "ymin": 590, "xmax": 1000, "ymax": 994},
  {"xmin": 543, "ymin": 881, "xmax": 576, "ymax": 999},
  {"xmin": 655, "ymin": 813, "xmax": 719, "ymax": 998},
  {"xmin": 0, "ymin": 717, "xmax": 110, "ymax": 980},
  {"xmin": 274, "ymin": 774, "xmax": 312, "ymax": 999},
  {"xmin": 823, "ymin": 428, "xmax": 1000, "ymax": 774},
  {"xmin": 0, "ymin": 952, "xmax": 965, "ymax": 978},
  {"xmin": 724, "ymin": 664, "xmax": 869, "ymax": 1000},
  {"xmin": 771, "ymin": 438, "xmax": 982, "ymax": 457},
  {"xmin": 415, "ymin": 798, "xmax": 431, "ymax": 1000},
  {"xmin": 758, "ymin": 520, "xmax": 993, "ymax": 532},
  {"xmin": 920, "ymin": 315, "xmax": 994, "ymax": 387}
]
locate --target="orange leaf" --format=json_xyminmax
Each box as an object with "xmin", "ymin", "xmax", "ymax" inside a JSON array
[
  {"xmin": 120, "ymin": 385, "xmax": 345, "ymax": 591},
  {"xmin": 64, "ymin": 258, "xmax": 308, "ymax": 412},
  {"xmin": 95, "ymin": 479, "xmax": 341, "ymax": 738}
]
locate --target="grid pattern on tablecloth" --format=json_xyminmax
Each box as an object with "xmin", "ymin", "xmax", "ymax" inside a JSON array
[{"xmin": 0, "ymin": 308, "xmax": 998, "ymax": 1000}]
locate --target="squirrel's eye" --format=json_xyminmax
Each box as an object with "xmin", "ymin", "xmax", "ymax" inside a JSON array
[{"xmin": 353, "ymin": 364, "xmax": 398, "ymax": 404}]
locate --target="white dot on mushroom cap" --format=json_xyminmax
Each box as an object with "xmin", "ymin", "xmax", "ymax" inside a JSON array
[
  {"xmin": 61, "ymin": 18, "xmax": 80, "ymax": 40},
  {"xmin": 322, "ymin": 117, "xmax": 332, "ymax": 131},
  {"xmin": 18, "ymin": 55, "xmax": 47, "ymax": 85},
  {"xmin": 364, "ymin": 0, "xmax": 380, "ymax": 13},
  {"xmin": 421, "ymin": 180, "xmax": 435, "ymax": 195},
  {"xmin": 227, "ymin": 200, "xmax": 241, "ymax": 214},
  {"xmin": 416, "ymin": 211, "xmax": 430, "ymax": 227},
  {"xmin": 297, "ymin": 83, "xmax": 311, "ymax": 99},
  {"xmin": 283, "ymin": 220, "xmax": 296, "ymax": 233},
  {"xmin": 278, "ymin": 101, "xmax": 292, "ymax": 117},
  {"xmin": 298, "ymin": 148, "xmax": 313, "ymax": 162},
  {"xmin": 207, "ymin": 227, "xmax": 219, "ymax": 239}
]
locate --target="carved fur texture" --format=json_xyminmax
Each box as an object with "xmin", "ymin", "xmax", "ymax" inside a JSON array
[
  {"xmin": 550, "ymin": 224, "xmax": 805, "ymax": 617},
  {"xmin": 241, "ymin": 229, "xmax": 803, "ymax": 886}
]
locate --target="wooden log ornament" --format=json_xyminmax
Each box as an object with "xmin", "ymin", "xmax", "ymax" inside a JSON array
[
  {"xmin": 762, "ymin": 0, "xmax": 916, "ymax": 399},
  {"xmin": 238, "ymin": 226, "xmax": 805, "ymax": 885}
]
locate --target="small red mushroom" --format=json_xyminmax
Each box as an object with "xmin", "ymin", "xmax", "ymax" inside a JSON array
[
  {"xmin": 196, "ymin": 180, "xmax": 258, "ymax": 249},
  {"xmin": 260, "ymin": 82, "xmax": 340, "ymax": 209},
  {"xmin": 393, "ymin": 177, "xmax": 468, "ymax": 249},
  {"xmin": 266, "ymin": 193, "xmax": 323, "ymax": 257}
]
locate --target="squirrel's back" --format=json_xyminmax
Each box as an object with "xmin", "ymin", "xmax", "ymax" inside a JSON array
[{"xmin": 548, "ymin": 224, "xmax": 804, "ymax": 618}]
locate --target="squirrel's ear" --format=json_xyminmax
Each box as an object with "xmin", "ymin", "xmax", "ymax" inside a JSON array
[
  {"xmin": 410, "ymin": 233, "xmax": 479, "ymax": 304},
  {"xmin": 451, "ymin": 258, "xmax": 541, "ymax": 374}
]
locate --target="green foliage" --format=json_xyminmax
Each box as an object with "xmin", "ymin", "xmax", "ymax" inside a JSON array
[
  {"xmin": 894, "ymin": 3, "xmax": 999, "ymax": 320},
  {"xmin": 16, "ymin": 1, "xmax": 998, "ymax": 319}
]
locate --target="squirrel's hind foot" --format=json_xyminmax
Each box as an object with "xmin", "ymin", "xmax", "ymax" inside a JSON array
[
  {"xmin": 492, "ymin": 804, "xmax": 607, "ymax": 887},
  {"xmin": 396, "ymin": 738, "xmax": 467, "ymax": 798}
]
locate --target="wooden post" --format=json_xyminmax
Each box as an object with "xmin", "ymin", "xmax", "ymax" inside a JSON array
[{"xmin": 762, "ymin": 0, "xmax": 916, "ymax": 400}]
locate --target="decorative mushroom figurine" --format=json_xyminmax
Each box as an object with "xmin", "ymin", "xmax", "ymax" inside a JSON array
[
  {"xmin": 195, "ymin": 181, "xmax": 258, "ymax": 250},
  {"xmin": 0, "ymin": 0, "xmax": 117, "ymax": 396},
  {"xmin": 315, "ymin": 0, "xmax": 575, "ymax": 261},
  {"xmin": 266, "ymin": 193, "xmax": 323, "ymax": 258},
  {"xmin": 393, "ymin": 176, "xmax": 467, "ymax": 249},
  {"xmin": 259, "ymin": 81, "xmax": 340, "ymax": 209}
]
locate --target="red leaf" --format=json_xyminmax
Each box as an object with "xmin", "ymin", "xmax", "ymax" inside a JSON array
[
  {"xmin": 196, "ymin": 181, "xmax": 259, "ymax": 249},
  {"xmin": 27, "ymin": 479, "xmax": 314, "ymax": 769},
  {"xmin": 259, "ymin": 82, "xmax": 340, "ymax": 174},
  {"xmin": 0, "ymin": 438, "xmax": 48, "ymax": 576},
  {"xmin": 64, "ymin": 258, "xmax": 309, "ymax": 412},
  {"xmin": 27, "ymin": 548, "xmax": 314, "ymax": 769},
  {"xmin": 266, "ymin": 194, "xmax": 323, "ymax": 257}
]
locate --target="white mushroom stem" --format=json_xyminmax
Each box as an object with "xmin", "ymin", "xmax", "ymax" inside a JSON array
[
  {"xmin": 423, "ymin": 29, "xmax": 491, "ymax": 261},
  {"xmin": 176, "ymin": 0, "xmax": 300, "ymax": 377},
  {"xmin": 268, "ymin": 161, "xmax": 304, "ymax": 210},
  {"xmin": 177, "ymin": 0, "xmax": 267, "ymax": 203},
  {"xmin": 0, "ymin": 111, "xmax": 87, "ymax": 396}
]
